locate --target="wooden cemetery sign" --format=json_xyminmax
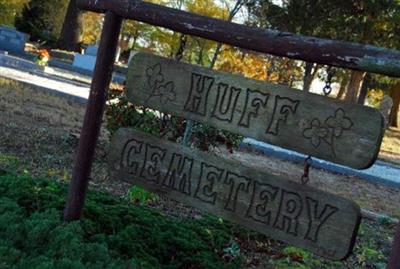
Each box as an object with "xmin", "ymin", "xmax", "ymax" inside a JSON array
[
  {"xmin": 67, "ymin": 2, "xmax": 400, "ymax": 268},
  {"xmin": 109, "ymin": 128, "xmax": 361, "ymax": 260},
  {"xmin": 126, "ymin": 53, "xmax": 384, "ymax": 169}
]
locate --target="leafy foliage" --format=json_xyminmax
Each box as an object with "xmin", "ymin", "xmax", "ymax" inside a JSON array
[
  {"xmin": 127, "ymin": 186, "xmax": 158, "ymax": 205},
  {"xmin": 81, "ymin": 12, "xmax": 103, "ymax": 45},
  {"xmin": 0, "ymin": 172, "xmax": 243, "ymax": 269},
  {"xmin": 15, "ymin": 0, "xmax": 69, "ymax": 44},
  {"xmin": 0, "ymin": 0, "xmax": 28, "ymax": 26},
  {"xmin": 247, "ymin": 0, "xmax": 400, "ymax": 105},
  {"xmin": 105, "ymin": 88, "xmax": 243, "ymax": 152}
]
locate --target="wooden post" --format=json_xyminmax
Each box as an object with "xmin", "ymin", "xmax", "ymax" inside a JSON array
[
  {"xmin": 63, "ymin": 12, "xmax": 123, "ymax": 222},
  {"xmin": 388, "ymin": 223, "xmax": 400, "ymax": 269}
]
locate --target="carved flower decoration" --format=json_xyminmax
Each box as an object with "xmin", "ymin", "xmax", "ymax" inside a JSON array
[
  {"xmin": 325, "ymin": 108, "xmax": 353, "ymax": 137},
  {"xmin": 154, "ymin": 81, "xmax": 176, "ymax": 104},
  {"xmin": 146, "ymin": 64, "xmax": 164, "ymax": 88},
  {"xmin": 303, "ymin": 119, "xmax": 329, "ymax": 148},
  {"xmin": 145, "ymin": 63, "xmax": 176, "ymax": 105}
]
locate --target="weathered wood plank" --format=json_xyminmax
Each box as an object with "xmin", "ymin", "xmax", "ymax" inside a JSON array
[
  {"xmin": 77, "ymin": 0, "xmax": 400, "ymax": 77},
  {"xmin": 126, "ymin": 53, "xmax": 384, "ymax": 169},
  {"xmin": 109, "ymin": 128, "xmax": 361, "ymax": 260}
]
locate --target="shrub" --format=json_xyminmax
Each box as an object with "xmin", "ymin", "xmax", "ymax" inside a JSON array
[
  {"xmin": 105, "ymin": 88, "xmax": 243, "ymax": 153},
  {"xmin": 15, "ymin": 0, "xmax": 68, "ymax": 44},
  {"xmin": 0, "ymin": 0, "xmax": 29, "ymax": 27},
  {"xmin": 0, "ymin": 172, "xmax": 244, "ymax": 269}
]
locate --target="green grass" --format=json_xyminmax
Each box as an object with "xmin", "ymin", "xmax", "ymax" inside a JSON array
[{"xmin": 0, "ymin": 172, "xmax": 244, "ymax": 269}]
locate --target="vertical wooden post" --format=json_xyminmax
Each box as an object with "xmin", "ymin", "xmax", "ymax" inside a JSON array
[
  {"xmin": 388, "ymin": 223, "xmax": 400, "ymax": 269},
  {"xmin": 63, "ymin": 12, "xmax": 123, "ymax": 222}
]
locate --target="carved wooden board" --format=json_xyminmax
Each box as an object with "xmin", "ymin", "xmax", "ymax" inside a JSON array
[
  {"xmin": 109, "ymin": 128, "xmax": 361, "ymax": 260},
  {"xmin": 126, "ymin": 53, "xmax": 384, "ymax": 169}
]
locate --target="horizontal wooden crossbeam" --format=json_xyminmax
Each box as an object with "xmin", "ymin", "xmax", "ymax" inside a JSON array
[{"xmin": 77, "ymin": 0, "xmax": 400, "ymax": 78}]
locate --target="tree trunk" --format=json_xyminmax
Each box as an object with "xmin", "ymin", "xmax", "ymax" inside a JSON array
[
  {"xmin": 58, "ymin": 0, "xmax": 83, "ymax": 51},
  {"xmin": 337, "ymin": 72, "xmax": 350, "ymax": 99},
  {"xmin": 303, "ymin": 62, "xmax": 313, "ymax": 93},
  {"xmin": 210, "ymin": 43, "xmax": 222, "ymax": 68},
  {"xmin": 357, "ymin": 73, "xmax": 371, "ymax": 105},
  {"xmin": 303, "ymin": 62, "xmax": 319, "ymax": 93},
  {"xmin": 345, "ymin": 71, "xmax": 366, "ymax": 103},
  {"xmin": 389, "ymin": 82, "xmax": 400, "ymax": 127},
  {"xmin": 278, "ymin": 59, "xmax": 293, "ymax": 85},
  {"xmin": 197, "ymin": 44, "xmax": 204, "ymax": 65},
  {"xmin": 130, "ymin": 28, "xmax": 140, "ymax": 50},
  {"xmin": 115, "ymin": 45, "xmax": 121, "ymax": 63},
  {"xmin": 266, "ymin": 57, "xmax": 277, "ymax": 81}
]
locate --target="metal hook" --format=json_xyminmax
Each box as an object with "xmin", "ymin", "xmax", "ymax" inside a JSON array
[
  {"xmin": 301, "ymin": 156, "xmax": 312, "ymax": 184},
  {"xmin": 323, "ymin": 66, "xmax": 335, "ymax": 96}
]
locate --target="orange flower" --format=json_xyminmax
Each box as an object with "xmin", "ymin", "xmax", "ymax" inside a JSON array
[{"xmin": 38, "ymin": 49, "xmax": 50, "ymax": 59}]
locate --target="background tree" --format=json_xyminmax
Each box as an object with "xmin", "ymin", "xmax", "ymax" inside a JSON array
[
  {"xmin": 0, "ymin": 0, "xmax": 28, "ymax": 27},
  {"xmin": 390, "ymin": 82, "xmax": 400, "ymax": 127},
  {"xmin": 247, "ymin": 0, "xmax": 400, "ymax": 102},
  {"xmin": 15, "ymin": 0, "xmax": 68, "ymax": 44},
  {"xmin": 58, "ymin": 0, "xmax": 83, "ymax": 51},
  {"xmin": 247, "ymin": 0, "xmax": 338, "ymax": 91},
  {"xmin": 81, "ymin": 12, "xmax": 103, "ymax": 45}
]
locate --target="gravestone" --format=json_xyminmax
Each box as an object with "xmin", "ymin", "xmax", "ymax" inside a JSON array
[
  {"xmin": 72, "ymin": 45, "xmax": 99, "ymax": 71},
  {"xmin": 0, "ymin": 53, "xmax": 45, "ymax": 73},
  {"xmin": 0, "ymin": 26, "xmax": 29, "ymax": 54},
  {"xmin": 379, "ymin": 95, "xmax": 393, "ymax": 129},
  {"xmin": 85, "ymin": 45, "xmax": 99, "ymax": 56},
  {"xmin": 128, "ymin": 50, "xmax": 137, "ymax": 64}
]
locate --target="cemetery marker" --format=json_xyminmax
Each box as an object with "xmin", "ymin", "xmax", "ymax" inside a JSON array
[
  {"xmin": 109, "ymin": 128, "xmax": 361, "ymax": 260},
  {"xmin": 0, "ymin": 26, "xmax": 29, "ymax": 55},
  {"xmin": 66, "ymin": 1, "xmax": 400, "ymax": 267},
  {"xmin": 126, "ymin": 53, "xmax": 384, "ymax": 169}
]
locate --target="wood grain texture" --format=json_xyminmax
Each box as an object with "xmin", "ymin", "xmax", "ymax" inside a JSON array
[
  {"xmin": 109, "ymin": 128, "xmax": 361, "ymax": 260},
  {"xmin": 77, "ymin": 0, "xmax": 400, "ymax": 77},
  {"xmin": 126, "ymin": 53, "xmax": 384, "ymax": 169}
]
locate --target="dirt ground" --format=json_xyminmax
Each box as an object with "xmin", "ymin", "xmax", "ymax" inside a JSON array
[{"xmin": 380, "ymin": 127, "xmax": 400, "ymax": 166}]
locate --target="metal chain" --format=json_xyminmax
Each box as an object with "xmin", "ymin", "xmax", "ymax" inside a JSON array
[
  {"xmin": 175, "ymin": 34, "xmax": 187, "ymax": 61},
  {"xmin": 323, "ymin": 66, "xmax": 335, "ymax": 96},
  {"xmin": 301, "ymin": 156, "xmax": 312, "ymax": 184},
  {"xmin": 159, "ymin": 34, "xmax": 188, "ymax": 139}
]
